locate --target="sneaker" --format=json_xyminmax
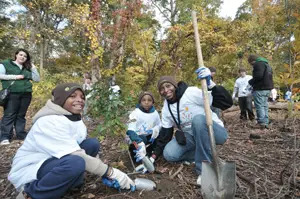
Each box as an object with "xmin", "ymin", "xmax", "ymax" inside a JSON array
[
  {"xmin": 197, "ymin": 175, "xmax": 202, "ymax": 185},
  {"xmin": 0, "ymin": 139, "xmax": 10, "ymax": 145}
]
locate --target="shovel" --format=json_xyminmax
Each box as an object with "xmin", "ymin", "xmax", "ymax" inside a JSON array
[{"xmin": 191, "ymin": 11, "xmax": 236, "ymax": 199}]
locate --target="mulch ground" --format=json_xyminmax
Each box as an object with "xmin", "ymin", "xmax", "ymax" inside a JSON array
[{"xmin": 0, "ymin": 105, "xmax": 299, "ymax": 199}]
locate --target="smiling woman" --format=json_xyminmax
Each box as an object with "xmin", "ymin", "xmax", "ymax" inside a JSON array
[{"xmin": 0, "ymin": 48, "xmax": 40, "ymax": 145}]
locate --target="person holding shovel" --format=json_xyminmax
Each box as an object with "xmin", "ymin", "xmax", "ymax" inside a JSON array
[
  {"xmin": 9, "ymin": 83, "xmax": 135, "ymax": 199},
  {"xmin": 138, "ymin": 69, "xmax": 230, "ymax": 185}
]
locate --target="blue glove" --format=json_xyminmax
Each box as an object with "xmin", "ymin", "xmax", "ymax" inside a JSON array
[
  {"xmin": 102, "ymin": 168, "xmax": 136, "ymax": 191},
  {"xmin": 102, "ymin": 177, "xmax": 121, "ymax": 191},
  {"xmin": 195, "ymin": 67, "xmax": 212, "ymax": 86},
  {"xmin": 145, "ymin": 129, "xmax": 153, "ymax": 135},
  {"xmin": 149, "ymin": 126, "xmax": 160, "ymax": 144},
  {"xmin": 133, "ymin": 142, "xmax": 146, "ymax": 162}
]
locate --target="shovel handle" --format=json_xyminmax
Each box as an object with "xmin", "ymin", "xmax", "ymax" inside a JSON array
[
  {"xmin": 191, "ymin": 11, "xmax": 212, "ymax": 126},
  {"xmin": 192, "ymin": 11, "xmax": 218, "ymax": 162}
]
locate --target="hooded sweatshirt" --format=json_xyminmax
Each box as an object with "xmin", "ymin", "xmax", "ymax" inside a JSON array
[
  {"xmin": 8, "ymin": 100, "xmax": 108, "ymax": 191},
  {"xmin": 249, "ymin": 57, "xmax": 274, "ymax": 90}
]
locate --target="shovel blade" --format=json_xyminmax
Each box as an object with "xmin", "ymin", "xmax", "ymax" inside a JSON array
[{"xmin": 201, "ymin": 161, "xmax": 236, "ymax": 199}]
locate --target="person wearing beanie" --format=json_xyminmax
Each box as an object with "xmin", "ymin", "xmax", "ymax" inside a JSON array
[
  {"xmin": 208, "ymin": 66, "xmax": 216, "ymax": 79},
  {"xmin": 9, "ymin": 83, "xmax": 135, "ymax": 199},
  {"xmin": 248, "ymin": 55, "xmax": 274, "ymax": 129},
  {"xmin": 126, "ymin": 91, "xmax": 161, "ymax": 170},
  {"xmin": 232, "ymin": 68, "xmax": 255, "ymax": 120},
  {"xmin": 137, "ymin": 68, "xmax": 232, "ymax": 186}
]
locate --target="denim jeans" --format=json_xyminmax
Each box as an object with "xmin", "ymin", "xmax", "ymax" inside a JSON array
[
  {"xmin": 253, "ymin": 90, "xmax": 270, "ymax": 126},
  {"xmin": 238, "ymin": 96, "xmax": 255, "ymax": 120},
  {"xmin": 163, "ymin": 114, "xmax": 228, "ymax": 174},
  {"xmin": 24, "ymin": 138, "xmax": 100, "ymax": 199},
  {"xmin": 0, "ymin": 92, "xmax": 32, "ymax": 141},
  {"xmin": 211, "ymin": 106, "xmax": 221, "ymax": 118}
]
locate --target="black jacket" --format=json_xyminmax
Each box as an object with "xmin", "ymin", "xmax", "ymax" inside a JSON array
[{"xmin": 249, "ymin": 59, "xmax": 274, "ymax": 91}]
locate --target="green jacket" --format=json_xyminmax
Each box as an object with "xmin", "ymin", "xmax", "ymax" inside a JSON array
[{"xmin": 1, "ymin": 59, "xmax": 33, "ymax": 92}]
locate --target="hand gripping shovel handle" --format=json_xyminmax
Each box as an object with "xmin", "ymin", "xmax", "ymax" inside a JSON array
[{"xmin": 191, "ymin": 11, "xmax": 218, "ymax": 164}]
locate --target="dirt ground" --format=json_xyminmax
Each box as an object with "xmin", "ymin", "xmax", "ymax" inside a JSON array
[{"xmin": 0, "ymin": 105, "xmax": 299, "ymax": 199}]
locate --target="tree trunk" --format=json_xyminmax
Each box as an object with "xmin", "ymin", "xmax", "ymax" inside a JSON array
[
  {"xmin": 39, "ymin": 37, "xmax": 45, "ymax": 79},
  {"xmin": 90, "ymin": 0, "xmax": 102, "ymax": 83}
]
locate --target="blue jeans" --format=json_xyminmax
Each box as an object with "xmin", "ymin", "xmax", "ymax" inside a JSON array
[
  {"xmin": 24, "ymin": 138, "xmax": 100, "ymax": 199},
  {"xmin": 163, "ymin": 114, "xmax": 228, "ymax": 174},
  {"xmin": 253, "ymin": 90, "xmax": 270, "ymax": 126}
]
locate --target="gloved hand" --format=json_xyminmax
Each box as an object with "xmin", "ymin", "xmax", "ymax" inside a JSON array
[
  {"xmin": 175, "ymin": 130, "xmax": 186, "ymax": 145},
  {"xmin": 195, "ymin": 67, "xmax": 216, "ymax": 89},
  {"xmin": 243, "ymin": 84, "xmax": 253, "ymax": 95},
  {"xmin": 103, "ymin": 168, "xmax": 135, "ymax": 190},
  {"xmin": 134, "ymin": 142, "xmax": 146, "ymax": 162},
  {"xmin": 135, "ymin": 157, "xmax": 155, "ymax": 173},
  {"xmin": 145, "ymin": 129, "xmax": 153, "ymax": 135},
  {"xmin": 149, "ymin": 126, "xmax": 160, "ymax": 143}
]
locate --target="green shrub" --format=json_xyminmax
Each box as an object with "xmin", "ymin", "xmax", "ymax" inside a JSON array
[{"xmin": 88, "ymin": 81, "xmax": 133, "ymax": 138}]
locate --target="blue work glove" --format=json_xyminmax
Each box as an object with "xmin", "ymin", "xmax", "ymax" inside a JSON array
[
  {"xmin": 145, "ymin": 129, "xmax": 153, "ymax": 135},
  {"xmin": 195, "ymin": 67, "xmax": 216, "ymax": 89},
  {"xmin": 102, "ymin": 177, "xmax": 121, "ymax": 191},
  {"xmin": 133, "ymin": 142, "xmax": 146, "ymax": 162},
  {"xmin": 149, "ymin": 126, "xmax": 160, "ymax": 144},
  {"xmin": 102, "ymin": 168, "xmax": 136, "ymax": 191},
  {"xmin": 195, "ymin": 67, "xmax": 211, "ymax": 85}
]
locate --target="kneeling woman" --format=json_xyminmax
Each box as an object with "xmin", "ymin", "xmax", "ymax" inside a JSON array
[{"xmin": 9, "ymin": 83, "xmax": 134, "ymax": 199}]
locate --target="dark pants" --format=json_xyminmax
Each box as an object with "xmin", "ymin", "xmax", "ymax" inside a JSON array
[
  {"xmin": 24, "ymin": 138, "xmax": 100, "ymax": 199},
  {"xmin": 0, "ymin": 92, "xmax": 32, "ymax": 141},
  {"xmin": 238, "ymin": 96, "xmax": 255, "ymax": 120}
]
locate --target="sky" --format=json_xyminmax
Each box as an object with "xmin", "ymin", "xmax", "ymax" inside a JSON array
[
  {"xmin": 5, "ymin": 0, "xmax": 246, "ymax": 21},
  {"xmin": 219, "ymin": 0, "xmax": 247, "ymax": 19}
]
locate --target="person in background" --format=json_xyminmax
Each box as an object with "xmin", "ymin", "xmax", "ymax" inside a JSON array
[
  {"xmin": 0, "ymin": 49, "xmax": 40, "ymax": 145},
  {"xmin": 208, "ymin": 66, "xmax": 216, "ymax": 78},
  {"xmin": 109, "ymin": 80, "xmax": 121, "ymax": 100},
  {"xmin": 285, "ymin": 89, "xmax": 292, "ymax": 101},
  {"xmin": 232, "ymin": 68, "xmax": 255, "ymax": 120},
  {"xmin": 248, "ymin": 54, "xmax": 274, "ymax": 129},
  {"xmin": 82, "ymin": 72, "xmax": 93, "ymax": 120},
  {"xmin": 82, "ymin": 72, "xmax": 93, "ymax": 94},
  {"xmin": 126, "ymin": 91, "xmax": 161, "ymax": 171},
  {"xmin": 9, "ymin": 83, "xmax": 135, "ymax": 199},
  {"xmin": 269, "ymin": 88, "xmax": 277, "ymax": 102}
]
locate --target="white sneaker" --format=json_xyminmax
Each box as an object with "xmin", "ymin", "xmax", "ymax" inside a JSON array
[
  {"xmin": 197, "ymin": 175, "xmax": 202, "ymax": 185},
  {"xmin": 0, "ymin": 139, "xmax": 10, "ymax": 145}
]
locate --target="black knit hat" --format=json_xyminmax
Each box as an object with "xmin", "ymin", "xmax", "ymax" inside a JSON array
[
  {"xmin": 52, "ymin": 83, "xmax": 85, "ymax": 107},
  {"xmin": 157, "ymin": 76, "xmax": 178, "ymax": 90},
  {"xmin": 209, "ymin": 66, "xmax": 217, "ymax": 73},
  {"xmin": 138, "ymin": 91, "xmax": 155, "ymax": 104}
]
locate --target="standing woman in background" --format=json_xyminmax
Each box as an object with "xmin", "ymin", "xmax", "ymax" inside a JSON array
[{"xmin": 0, "ymin": 49, "xmax": 40, "ymax": 145}]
